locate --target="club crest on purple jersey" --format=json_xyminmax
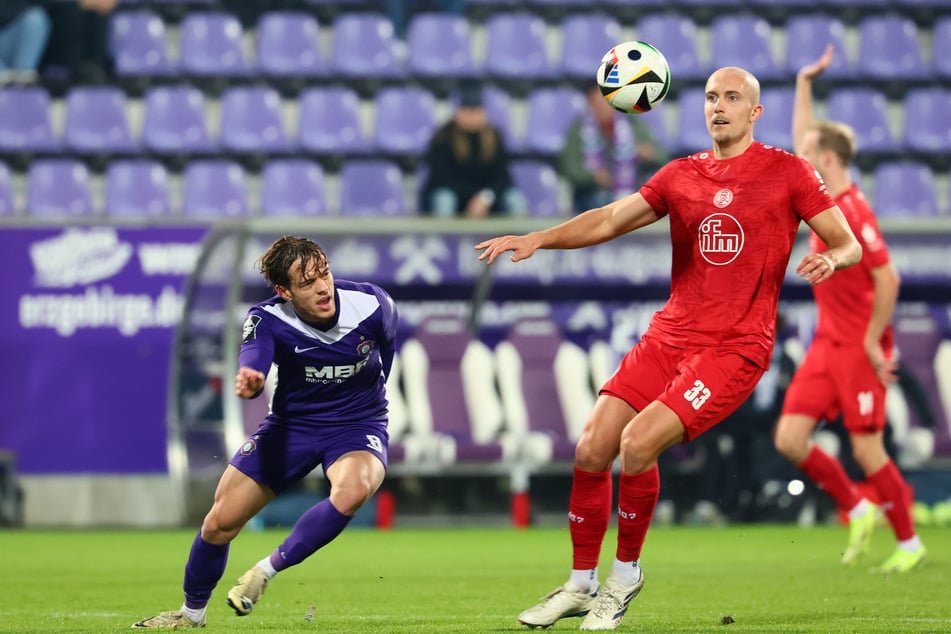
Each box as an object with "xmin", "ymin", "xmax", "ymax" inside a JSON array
[
  {"xmin": 356, "ymin": 339, "xmax": 375, "ymax": 356},
  {"xmin": 240, "ymin": 437, "xmax": 258, "ymax": 455}
]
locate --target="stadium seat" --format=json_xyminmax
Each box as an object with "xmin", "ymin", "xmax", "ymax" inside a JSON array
[
  {"xmin": 709, "ymin": 14, "xmax": 783, "ymax": 81},
  {"xmin": 633, "ymin": 13, "xmax": 706, "ymax": 82},
  {"xmin": 218, "ymin": 85, "xmax": 291, "ymax": 154},
  {"xmin": 483, "ymin": 12, "xmax": 553, "ymax": 87},
  {"xmin": 256, "ymin": 11, "xmax": 324, "ymax": 78},
  {"xmin": 26, "ymin": 159, "xmax": 95, "ymax": 217},
  {"xmin": 521, "ymin": 86, "xmax": 585, "ymax": 156},
  {"xmin": 372, "ymin": 86, "xmax": 437, "ymax": 158},
  {"xmin": 783, "ymin": 14, "xmax": 852, "ymax": 80},
  {"xmin": 406, "ymin": 12, "xmax": 478, "ymax": 81},
  {"xmin": 0, "ymin": 162, "xmax": 14, "ymax": 215},
  {"xmin": 338, "ymin": 159, "xmax": 407, "ymax": 216},
  {"xmin": 511, "ymin": 160, "xmax": 562, "ymax": 217},
  {"xmin": 296, "ymin": 86, "xmax": 369, "ymax": 158},
  {"xmin": 178, "ymin": 12, "xmax": 251, "ymax": 78},
  {"xmin": 0, "ymin": 86, "xmax": 58, "ymax": 155},
  {"xmin": 62, "ymin": 86, "xmax": 137, "ymax": 155},
  {"xmin": 495, "ymin": 318, "xmax": 593, "ymax": 464},
  {"xmin": 558, "ymin": 14, "xmax": 622, "ymax": 81},
  {"xmin": 755, "ymin": 87, "xmax": 794, "ymax": 150},
  {"xmin": 902, "ymin": 88, "xmax": 951, "ymax": 160},
  {"xmin": 260, "ymin": 158, "xmax": 327, "ymax": 216},
  {"xmin": 674, "ymin": 87, "xmax": 711, "ymax": 155},
  {"xmin": 872, "ymin": 161, "xmax": 940, "ymax": 218},
  {"xmin": 482, "ymin": 85, "xmax": 518, "ymax": 151},
  {"xmin": 400, "ymin": 316, "xmax": 514, "ymax": 465},
  {"xmin": 105, "ymin": 159, "xmax": 172, "ymax": 217},
  {"xmin": 856, "ymin": 15, "xmax": 928, "ymax": 83},
  {"xmin": 330, "ymin": 13, "xmax": 405, "ymax": 89},
  {"xmin": 142, "ymin": 85, "xmax": 215, "ymax": 156},
  {"xmin": 933, "ymin": 17, "xmax": 951, "ymax": 81},
  {"xmin": 824, "ymin": 88, "xmax": 895, "ymax": 155},
  {"xmin": 182, "ymin": 160, "xmax": 249, "ymax": 218},
  {"xmin": 111, "ymin": 10, "xmax": 174, "ymax": 78}
]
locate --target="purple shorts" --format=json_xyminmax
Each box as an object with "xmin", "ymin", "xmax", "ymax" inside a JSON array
[{"xmin": 229, "ymin": 420, "xmax": 389, "ymax": 494}]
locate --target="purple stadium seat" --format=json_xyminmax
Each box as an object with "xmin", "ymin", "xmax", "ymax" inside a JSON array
[
  {"xmin": 406, "ymin": 12, "xmax": 477, "ymax": 80},
  {"xmin": 111, "ymin": 10, "xmax": 174, "ymax": 77},
  {"xmin": 825, "ymin": 88, "xmax": 895, "ymax": 154},
  {"xmin": 511, "ymin": 160, "xmax": 562, "ymax": 217},
  {"xmin": 401, "ymin": 316, "xmax": 514, "ymax": 464},
  {"xmin": 296, "ymin": 86, "xmax": 368, "ymax": 155},
  {"xmin": 182, "ymin": 160, "xmax": 249, "ymax": 218},
  {"xmin": 783, "ymin": 14, "xmax": 851, "ymax": 79},
  {"xmin": 63, "ymin": 86, "xmax": 137, "ymax": 154},
  {"xmin": 710, "ymin": 14, "xmax": 783, "ymax": 81},
  {"xmin": 903, "ymin": 88, "xmax": 951, "ymax": 157},
  {"xmin": 634, "ymin": 13, "xmax": 706, "ymax": 81},
  {"xmin": 856, "ymin": 15, "xmax": 928, "ymax": 82},
  {"xmin": 872, "ymin": 162, "xmax": 940, "ymax": 218},
  {"xmin": 219, "ymin": 85, "xmax": 290, "ymax": 153},
  {"xmin": 256, "ymin": 11, "xmax": 324, "ymax": 78},
  {"xmin": 178, "ymin": 12, "xmax": 250, "ymax": 77},
  {"xmin": 559, "ymin": 14, "xmax": 622, "ymax": 81},
  {"xmin": 26, "ymin": 159, "xmax": 95, "ymax": 217},
  {"xmin": 260, "ymin": 159, "xmax": 327, "ymax": 216},
  {"xmin": 105, "ymin": 159, "xmax": 172, "ymax": 217},
  {"xmin": 142, "ymin": 85, "xmax": 215, "ymax": 155},
  {"xmin": 522, "ymin": 86, "xmax": 585, "ymax": 156},
  {"xmin": 0, "ymin": 86, "xmax": 58, "ymax": 154},
  {"xmin": 674, "ymin": 87, "xmax": 710, "ymax": 155},
  {"xmin": 756, "ymin": 87, "xmax": 794, "ymax": 150},
  {"xmin": 372, "ymin": 86, "xmax": 437, "ymax": 156},
  {"xmin": 0, "ymin": 163, "xmax": 14, "ymax": 215},
  {"xmin": 934, "ymin": 17, "xmax": 951, "ymax": 80},
  {"xmin": 338, "ymin": 159, "xmax": 406, "ymax": 216},
  {"xmin": 483, "ymin": 12, "xmax": 553, "ymax": 83},
  {"xmin": 330, "ymin": 13, "xmax": 405, "ymax": 81}
]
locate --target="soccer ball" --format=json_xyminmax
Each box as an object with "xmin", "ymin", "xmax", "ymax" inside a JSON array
[{"xmin": 596, "ymin": 41, "xmax": 671, "ymax": 115}]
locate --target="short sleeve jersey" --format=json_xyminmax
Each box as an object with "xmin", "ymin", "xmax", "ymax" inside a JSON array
[
  {"xmin": 639, "ymin": 141, "xmax": 835, "ymax": 368},
  {"xmin": 238, "ymin": 279, "xmax": 398, "ymax": 426},
  {"xmin": 809, "ymin": 183, "xmax": 892, "ymax": 347}
]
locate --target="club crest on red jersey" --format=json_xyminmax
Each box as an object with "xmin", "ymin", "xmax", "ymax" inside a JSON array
[
  {"xmin": 713, "ymin": 188, "xmax": 734, "ymax": 208},
  {"xmin": 699, "ymin": 213, "xmax": 744, "ymax": 265}
]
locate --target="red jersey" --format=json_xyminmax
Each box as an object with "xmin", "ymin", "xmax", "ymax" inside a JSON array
[
  {"xmin": 809, "ymin": 183, "xmax": 892, "ymax": 348},
  {"xmin": 639, "ymin": 141, "xmax": 835, "ymax": 369}
]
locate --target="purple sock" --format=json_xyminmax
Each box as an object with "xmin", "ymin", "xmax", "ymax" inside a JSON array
[
  {"xmin": 182, "ymin": 531, "xmax": 230, "ymax": 609},
  {"xmin": 270, "ymin": 499, "xmax": 352, "ymax": 571}
]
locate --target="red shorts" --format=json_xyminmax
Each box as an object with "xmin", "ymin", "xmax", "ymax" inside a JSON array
[
  {"xmin": 781, "ymin": 338, "xmax": 886, "ymax": 434},
  {"xmin": 600, "ymin": 332, "xmax": 764, "ymax": 442}
]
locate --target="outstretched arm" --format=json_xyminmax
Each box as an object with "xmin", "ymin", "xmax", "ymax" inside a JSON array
[
  {"xmin": 792, "ymin": 44, "xmax": 833, "ymax": 154},
  {"xmin": 475, "ymin": 192, "xmax": 660, "ymax": 264}
]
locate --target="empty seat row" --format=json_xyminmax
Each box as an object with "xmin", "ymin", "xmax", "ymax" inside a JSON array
[{"xmin": 0, "ymin": 157, "xmax": 946, "ymax": 220}]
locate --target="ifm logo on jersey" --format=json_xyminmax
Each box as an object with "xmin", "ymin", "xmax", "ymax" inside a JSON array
[
  {"xmin": 699, "ymin": 189, "xmax": 744, "ymax": 266},
  {"xmin": 305, "ymin": 358, "xmax": 368, "ymax": 383}
]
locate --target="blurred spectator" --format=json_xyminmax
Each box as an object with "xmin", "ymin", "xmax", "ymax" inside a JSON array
[
  {"xmin": 41, "ymin": 0, "xmax": 116, "ymax": 84},
  {"xmin": 0, "ymin": 2, "xmax": 51, "ymax": 84},
  {"xmin": 383, "ymin": 0, "xmax": 465, "ymax": 40},
  {"xmin": 419, "ymin": 84, "xmax": 525, "ymax": 218},
  {"xmin": 560, "ymin": 84, "xmax": 667, "ymax": 213}
]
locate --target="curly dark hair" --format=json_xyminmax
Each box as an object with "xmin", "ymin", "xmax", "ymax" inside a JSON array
[{"xmin": 257, "ymin": 236, "xmax": 329, "ymax": 289}]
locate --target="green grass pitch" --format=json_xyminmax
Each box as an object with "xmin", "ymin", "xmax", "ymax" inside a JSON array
[{"xmin": 1, "ymin": 524, "xmax": 947, "ymax": 633}]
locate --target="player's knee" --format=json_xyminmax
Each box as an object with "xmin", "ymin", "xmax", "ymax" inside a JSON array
[
  {"xmin": 618, "ymin": 439, "xmax": 652, "ymax": 474},
  {"xmin": 330, "ymin": 480, "xmax": 377, "ymax": 516},
  {"xmin": 200, "ymin": 513, "xmax": 240, "ymax": 543},
  {"xmin": 574, "ymin": 433, "xmax": 615, "ymax": 472}
]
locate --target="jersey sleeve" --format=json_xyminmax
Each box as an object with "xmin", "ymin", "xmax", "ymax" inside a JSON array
[
  {"xmin": 373, "ymin": 285, "xmax": 399, "ymax": 380},
  {"xmin": 238, "ymin": 307, "xmax": 275, "ymax": 378},
  {"xmin": 788, "ymin": 155, "xmax": 836, "ymax": 222},
  {"xmin": 854, "ymin": 208, "xmax": 891, "ymax": 269},
  {"xmin": 637, "ymin": 160, "xmax": 679, "ymax": 218}
]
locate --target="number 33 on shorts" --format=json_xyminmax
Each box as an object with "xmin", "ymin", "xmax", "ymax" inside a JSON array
[{"xmin": 683, "ymin": 380, "xmax": 711, "ymax": 410}]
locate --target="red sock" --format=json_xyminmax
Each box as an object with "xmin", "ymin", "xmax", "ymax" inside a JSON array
[
  {"xmin": 798, "ymin": 445, "xmax": 861, "ymax": 511},
  {"xmin": 616, "ymin": 465, "xmax": 659, "ymax": 563},
  {"xmin": 569, "ymin": 466, "xmax": 612, "ymax": 570},
  {"xmin": 867, "ymin": 460, "xmax": 916, "ymax": 541}
]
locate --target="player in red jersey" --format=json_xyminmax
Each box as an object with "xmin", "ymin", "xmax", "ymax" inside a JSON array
[
  {"xmin": 476, "ymin": 66, "xmax": 862, "ymax": 631},
  {"xmin": 773, "ymin": 45, "xmax": 926, "ymax": 574}
]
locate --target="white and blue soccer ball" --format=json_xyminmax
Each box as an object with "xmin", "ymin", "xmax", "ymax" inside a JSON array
[{"xmin": 596, "ymin": 40, "xmax": 671, "ymax": 115}]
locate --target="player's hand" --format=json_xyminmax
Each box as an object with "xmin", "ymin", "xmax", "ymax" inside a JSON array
[
  {"xmin": 796, "ymin": 252, "xmax": 835, "ymax": 285},
  {"xmin": 235, "ymin": 367, "xmax": 266, "ymax": 399},
  {"xmin": 475, "ymin": 234, "xmax": 539, "ymax": 265},
  {"xmin": 865, "ymin": 340, "xmax": 898, "ymax": 385},
  {"xmin": 799, "ymin": 44, "xmax": 834, "ymax": 82}
]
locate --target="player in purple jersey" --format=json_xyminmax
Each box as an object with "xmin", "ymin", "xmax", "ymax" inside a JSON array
[{"xmin": 134, "ymin": 236, "xmax": 398, "ymax": 629}]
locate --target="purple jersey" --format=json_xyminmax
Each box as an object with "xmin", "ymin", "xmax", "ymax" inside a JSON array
[{"xmin": 238, "ymin": 279, "xmax": 398, "ymax": 427}]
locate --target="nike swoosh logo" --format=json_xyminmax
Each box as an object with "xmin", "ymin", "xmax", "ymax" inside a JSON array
[{"xmin": 294, "ymin": 345, "xmax": 319, "ymax": 353}]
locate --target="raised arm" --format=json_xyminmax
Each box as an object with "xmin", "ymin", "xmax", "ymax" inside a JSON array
[
  {"xmin": 797, "ymin": 205, "xmax": 861, "ymax": 284},
  {"xmin": 792, "ymin": 44, "xmax": 834, "ymax": 155},
  {"xmin": 475, "ymin": 192, "xmax": 661, "ymax": 264}
]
